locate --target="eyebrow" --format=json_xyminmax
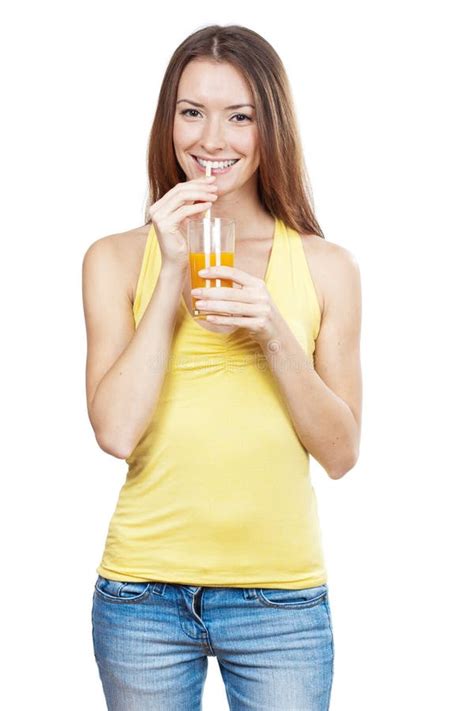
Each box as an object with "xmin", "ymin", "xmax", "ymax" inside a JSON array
[{"xmin": 176, "ymin": 99, "xmax": 255, "ymax": 110}]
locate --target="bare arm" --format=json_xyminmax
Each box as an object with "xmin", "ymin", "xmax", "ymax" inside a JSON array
[
  {"xmin": 258, "ymin": 244, "xmax": 362, "ymax": 479},
  {"xmin": 82, "ymin": 236, "xmax": 187, "ymax": 459}
]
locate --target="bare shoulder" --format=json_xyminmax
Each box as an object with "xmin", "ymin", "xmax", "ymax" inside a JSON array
[
  {"xmin": 301, "ymin": 234, "xmax": 361, "ymax": 317},
  {"xmin": 82, "ymin": 223, "xmax": 150, "ymax": 303}
]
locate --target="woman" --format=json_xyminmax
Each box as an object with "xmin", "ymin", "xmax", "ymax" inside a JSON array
[{"xmin": 83, "ymin": 24, "xmax": 362, "ymax": 711}]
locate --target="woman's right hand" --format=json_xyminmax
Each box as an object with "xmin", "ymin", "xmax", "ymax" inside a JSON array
[{"xmin": 147, "ymin": 176, "xmax": 219, "ymax": 269}]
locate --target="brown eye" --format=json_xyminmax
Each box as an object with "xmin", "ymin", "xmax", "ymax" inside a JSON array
[
  {"xmin": 180, "ymin": 109, "xmax": 200, "ymax": 118},
  {"xmin": 232, "ymin": 114, "xmax": 252, "ymax": 122}
]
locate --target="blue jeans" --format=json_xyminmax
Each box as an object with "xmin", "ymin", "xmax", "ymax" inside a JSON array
[{"xmin": 91, "ymin": 575, "xmax": 334, "ymax": 710}]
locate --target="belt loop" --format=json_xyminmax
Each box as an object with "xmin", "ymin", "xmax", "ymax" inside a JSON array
[{"xmin": 243, "ymin": 587, "xmax": 258, "ymax": 599}]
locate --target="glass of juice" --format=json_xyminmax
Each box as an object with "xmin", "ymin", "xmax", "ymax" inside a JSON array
[{"xmin": 186, "ymin": 217, "xmax": 235, "ymax": 319}]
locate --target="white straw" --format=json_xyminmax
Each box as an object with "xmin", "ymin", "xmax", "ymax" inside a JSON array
[
  {"xmin": 204, "ymin": 164, "xmax": 212, "ymax": 287},
  {"xmin": 214, "ymin": 218, "xmax": 221, "ymax": 288},
  {"xmin": 205, "ymin": 163, "xmax": 212, "ymax": 220},
  {"xmin": 204, "ymin": 165, "xmax": 222, "ymax": 287}
]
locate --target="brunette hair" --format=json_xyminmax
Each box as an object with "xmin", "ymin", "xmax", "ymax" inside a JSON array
[{"xmin": 144, "ymin": 24, "xmax": 324, "ymax": 239}]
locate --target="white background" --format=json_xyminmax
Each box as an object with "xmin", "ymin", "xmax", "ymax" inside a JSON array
[{"xmin": 1, "ymin": 1, "xmax": 473, "ymax": 708}]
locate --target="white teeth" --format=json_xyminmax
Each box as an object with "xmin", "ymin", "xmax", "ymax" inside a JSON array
[{"xmin": 195, "ymin": 157, "xmax": 238, "ymax": 169}]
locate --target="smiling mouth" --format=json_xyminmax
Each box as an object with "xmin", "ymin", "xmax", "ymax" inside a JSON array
[{"xmin": 191, "ymin": 155, "xmax": 240, "ymax": 171}]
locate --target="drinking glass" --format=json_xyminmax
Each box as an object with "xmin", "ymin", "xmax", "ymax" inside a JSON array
[{"xmin": 186, "ymin": 217, "xmax": 236, "ymax": 319}]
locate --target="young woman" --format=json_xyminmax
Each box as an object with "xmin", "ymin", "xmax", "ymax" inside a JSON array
[{"xmin": 83, "ymin": 24, "xmax": 362, "ymax": 711}]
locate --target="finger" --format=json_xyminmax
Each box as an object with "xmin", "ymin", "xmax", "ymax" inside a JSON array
[
  {"xmin": 148, "ymin": 178, "xmax": 216, "ymax": 211},
  {"xmin": 174, "ymin": 202, "xmax": 214, "ymax": 221},
  {"xmin": 161, "ymin": 183, "xmax": 217, "ymax": 209},
  {"xmin": 197, "ymin": 265, "xmax": 257, "ymax": 286},
  {"xmin": 192, "ymin": 286, "xmax": 261, "ymax": 301},
  {"xmin": 171, "ymin": 190, "xmax": 218, "ymax": 208},
  {"xmin": 174, "ymin": 180, "xmax": 218, "ymax": 196},
  {"xmin": 204, "ymin": 315, "xmax": 262, "ymax": 330},
  {"xmin": 194, "ymin": 300, "xmax": 260, "ymax": 316}
]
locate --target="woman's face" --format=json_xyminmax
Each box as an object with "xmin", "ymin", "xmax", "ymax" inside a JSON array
[{"xmin": 173, "ymin": 59, "xmax": 260, "ymax": 194}]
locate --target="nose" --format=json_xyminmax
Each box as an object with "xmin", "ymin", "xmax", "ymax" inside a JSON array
[{"xmin": 200, "ymin": 116, "xmax": 226, "ymax": 154}]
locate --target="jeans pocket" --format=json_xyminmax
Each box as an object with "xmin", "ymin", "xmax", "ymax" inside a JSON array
[
  {"xmin": 256, "ymin": 584, "xmax": 328, "ymax": 609},
  {"xmin": 94, "ymin": 575, "xmax": 152, "ymax": 602}
]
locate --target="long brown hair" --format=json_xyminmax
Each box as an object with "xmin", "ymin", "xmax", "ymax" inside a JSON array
[{"xmin": 145, "ymin": 24, "xmax": 325, "ymax": 239}]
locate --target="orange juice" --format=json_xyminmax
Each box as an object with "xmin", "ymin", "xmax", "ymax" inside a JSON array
[{"xmin": 189, "ymin": 251, "xmax": 234, "ymax": 318}]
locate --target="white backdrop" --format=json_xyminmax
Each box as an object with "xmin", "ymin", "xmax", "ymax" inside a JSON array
[{"xmin": 1, "ymin": 1, "xmax": 473, "ymax": 709}]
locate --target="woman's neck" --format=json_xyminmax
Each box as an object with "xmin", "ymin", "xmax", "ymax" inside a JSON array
[{"xmin": 208, "ymin": 189, "xmax": 273, "ymax": 242}]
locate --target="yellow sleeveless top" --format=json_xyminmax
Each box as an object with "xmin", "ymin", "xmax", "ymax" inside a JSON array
[{"xmin": 96, "ymin": 217, "xmax": 328, "ymax": 588}]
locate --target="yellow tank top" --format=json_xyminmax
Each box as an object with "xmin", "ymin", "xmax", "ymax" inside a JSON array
[{"xmin": 96, "ymin": 217, "xmax": 328, "ymax": 588}]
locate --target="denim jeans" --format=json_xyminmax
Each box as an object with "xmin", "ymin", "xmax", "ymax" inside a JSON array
[{"xmin": 91, "ymin": 575, "xmax": 334, "ymax": 710}]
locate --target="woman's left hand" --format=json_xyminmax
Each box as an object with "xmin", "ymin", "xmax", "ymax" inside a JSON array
[{"xmin": 191, "ymin": 265, "xmax": 279, "ymax": 345}]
